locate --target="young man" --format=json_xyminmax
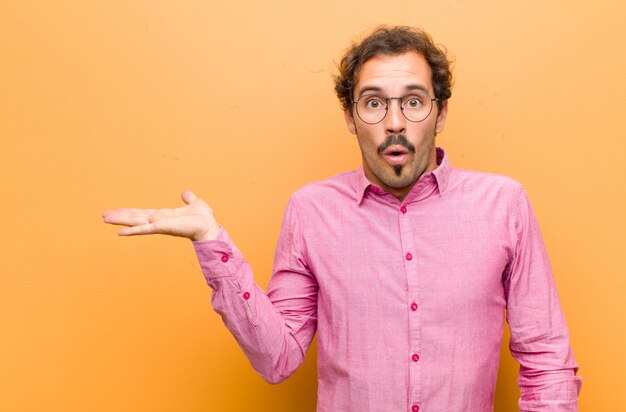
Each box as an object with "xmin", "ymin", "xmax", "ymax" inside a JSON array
[{"xmin": 103, "ymin": 26, "xmax": 581, "ymax": 411}]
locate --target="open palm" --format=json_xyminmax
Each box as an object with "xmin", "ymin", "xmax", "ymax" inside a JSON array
[{"xmin": 102, "ymin": 190, "xmax": 219, "ymax": 241}]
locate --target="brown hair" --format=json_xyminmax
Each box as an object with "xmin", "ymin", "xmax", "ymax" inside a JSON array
[{"xmin": 334, "ymin": 26, "xmax": 453, "ymax": 114}]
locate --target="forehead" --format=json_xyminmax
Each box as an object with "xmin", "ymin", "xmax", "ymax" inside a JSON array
[{"xmin": 354, "ymin": 51, "xmax": 433, "ymax": 95}]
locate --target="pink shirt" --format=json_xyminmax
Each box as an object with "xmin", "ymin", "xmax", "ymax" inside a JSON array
[{"xmin": 193, "ymin": 148, "xmax": 581, "ymax": 411}]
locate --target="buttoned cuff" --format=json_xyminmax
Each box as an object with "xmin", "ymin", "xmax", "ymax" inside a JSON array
[{"xmin": 192, "ymin": 227, "xmax": 244, "ymax": 282}]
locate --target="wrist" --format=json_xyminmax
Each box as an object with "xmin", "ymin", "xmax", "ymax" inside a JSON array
[{"xmin": 192, "ymin": 223, "xmax": 220, "ymax": 241}]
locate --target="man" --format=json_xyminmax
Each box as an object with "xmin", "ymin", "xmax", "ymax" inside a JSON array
[{"xmin": 103, "ymin": 26, "xmax": 582, "ymax": 411}]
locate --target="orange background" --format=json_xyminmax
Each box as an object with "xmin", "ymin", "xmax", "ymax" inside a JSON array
[{"xmin": 2, "ymin": 1, "xmax": 625, "ymax": 411}]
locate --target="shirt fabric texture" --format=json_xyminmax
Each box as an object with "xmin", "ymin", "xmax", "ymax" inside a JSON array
[{"xmin": 193, "ymin": 148, "xmax": 582, "ymax": 411}]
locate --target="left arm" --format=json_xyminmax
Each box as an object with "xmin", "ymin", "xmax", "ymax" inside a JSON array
[{"xmin": 503, "ymin": 185, "xmax": 582, "ymax": 411}]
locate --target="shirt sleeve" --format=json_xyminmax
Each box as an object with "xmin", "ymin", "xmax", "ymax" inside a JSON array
[
  {"xmin": 503, "ymin": 185, "xmax": 582, "ymax": 411},
  {"xmin": 192, "ymin": 195, "xmax": 318, "ymax": 384}
]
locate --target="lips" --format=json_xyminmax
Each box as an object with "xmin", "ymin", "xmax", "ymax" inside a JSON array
[{"xmin": 383, "ymin": 144, "xmax": 410, "ymax": 165}]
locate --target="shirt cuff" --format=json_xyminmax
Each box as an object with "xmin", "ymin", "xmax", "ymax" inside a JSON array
[{"xmin": 192, "ymin": 227, "xmax": 243, "ymax": 282}]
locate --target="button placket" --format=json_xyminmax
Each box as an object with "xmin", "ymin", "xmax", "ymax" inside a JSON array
[{"xmin": 399, "ymin": 204, "xmax": 420, "ymax": 412}]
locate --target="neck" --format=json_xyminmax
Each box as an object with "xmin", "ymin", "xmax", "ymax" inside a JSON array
[{"xmin": 363, "ymin": 147, "xmax": 439, "ymax": 201}]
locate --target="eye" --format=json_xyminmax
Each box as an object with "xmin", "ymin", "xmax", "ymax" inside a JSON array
[
  {"xmin": 364, "ymin": 97, "xmax": 384, "ymax": 110},
  {"xmin": 404, "ymin": 97, "xmax": 423, "ymax": 108}
]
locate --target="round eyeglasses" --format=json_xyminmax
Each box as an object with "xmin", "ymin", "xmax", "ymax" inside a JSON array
[{"xmin": 352, "ymin": 92, "xmax": 438, "ymax": 124}]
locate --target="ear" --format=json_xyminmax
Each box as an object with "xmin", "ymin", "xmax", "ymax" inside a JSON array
[
  {"xmin": 344, "ymin": 108, "xmax": 357, "ymax": 135},
  {"xmin": 435, "ymin": 100, "xmax": 448, "ymax": 135}
]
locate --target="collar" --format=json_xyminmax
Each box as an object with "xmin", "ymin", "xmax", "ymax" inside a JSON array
[{"xmin": 353, "ymin": 147, "xmax": 452, "ymax": 205}]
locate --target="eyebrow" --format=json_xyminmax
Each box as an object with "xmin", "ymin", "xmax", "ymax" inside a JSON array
[{"xmin": 356, "ymin": 84, "xmax": 430, "ymax": 98}]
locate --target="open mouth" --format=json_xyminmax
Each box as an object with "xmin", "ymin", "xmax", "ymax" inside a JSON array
[{"xmin": 383, "ymin": 145, "xmax": 409, "ymax": 165}]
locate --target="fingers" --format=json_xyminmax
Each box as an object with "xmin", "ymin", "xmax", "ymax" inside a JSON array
[
  {"xmin": 103, "ymin": 208, "xmax": 152, "ymax": 222},
  {"xmin": 181, "ymin": 190, "xmax": 198, "ymax": 205},
  {"xmin": 102, "ymin": 208, "xmax": 156, "ymax": 219},
  {"xmin": 118, "ymin": 223, "xmax": 157, "ymax": 236},
  {"xmin": 103, "ymin": 214, "xmax": 150, "ymax": 227}
]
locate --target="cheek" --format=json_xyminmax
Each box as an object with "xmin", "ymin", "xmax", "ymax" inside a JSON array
[
  {"xmin": 358, "ymin": 128, "xmax": 382, "ymax": 150},
  {"xmin": 409, "ymin": 122, "xmax": 437, "ymax": 142},
  {"xmin": 359, "ymin": 137, "xmax": 377, "ymax": 155}
]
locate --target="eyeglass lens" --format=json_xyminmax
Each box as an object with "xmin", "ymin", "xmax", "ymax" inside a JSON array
[{"xmin": 355, "ymin": 94, "xmax": 435, "ymax": 124}]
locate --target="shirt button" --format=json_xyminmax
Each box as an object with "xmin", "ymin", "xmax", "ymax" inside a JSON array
[
  {"xmin": 400, "ymin": 205, "xmax": 407, "ymax": 214},
  {"xmin": 412, "ymin": 353, "xmax": 420, "ymax": 362},
  {"xmin": 410, "ymin": 302, "xmax": 418, "ymax": 311},
  {"xmin": 220, "ymin": 254, "xmax": 229, "ymax": 263},
  {"xmin": 411, "ymin": 404, "xmax": 420, "ymax": 412},
  {"xmin": 405, "ymin": 252, "xmax": 413, "ymax": 261},
  {"xmin": 243, "ymin": 292, "xmax": 250, "ymax": 300}
]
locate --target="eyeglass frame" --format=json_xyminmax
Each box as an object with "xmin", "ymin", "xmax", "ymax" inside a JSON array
[{"xmin": 351, "ymin": 94, "xmax": 440, "ymax": 125}]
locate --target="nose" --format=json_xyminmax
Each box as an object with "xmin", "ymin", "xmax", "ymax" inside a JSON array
[{"xmin": 384, "ymin": 98, "xmax": 406, "ymax": 134}]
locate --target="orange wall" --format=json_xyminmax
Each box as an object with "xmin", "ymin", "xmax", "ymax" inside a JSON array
[{"xmin": 2, "ymin": 1, "xmax": 625, "ymax": 411}]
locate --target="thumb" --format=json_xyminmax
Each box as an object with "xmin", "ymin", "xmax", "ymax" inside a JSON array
[{"xmin": 181, "ymin": 189, "xmax": 198, "ymax": 205}]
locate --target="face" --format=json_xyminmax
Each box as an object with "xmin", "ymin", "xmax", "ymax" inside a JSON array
[{"xmin": 344, "ymin": 51, "xmax": 448, "ymax": 200}]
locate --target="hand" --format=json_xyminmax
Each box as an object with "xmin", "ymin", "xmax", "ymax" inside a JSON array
[{"xmin": 102, "ymin": 190, "xmax": 220, "ymax": 241}]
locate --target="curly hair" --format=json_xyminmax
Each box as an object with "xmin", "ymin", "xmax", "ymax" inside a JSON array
[{"xmin": 334, "ymin": 26, "xmax": 453, "ymax": 114}]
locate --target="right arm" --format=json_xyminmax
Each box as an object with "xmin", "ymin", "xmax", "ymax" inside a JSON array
[{"xmin": 102, "ymin": 191, "xmax": 318, "ymax": 383}]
